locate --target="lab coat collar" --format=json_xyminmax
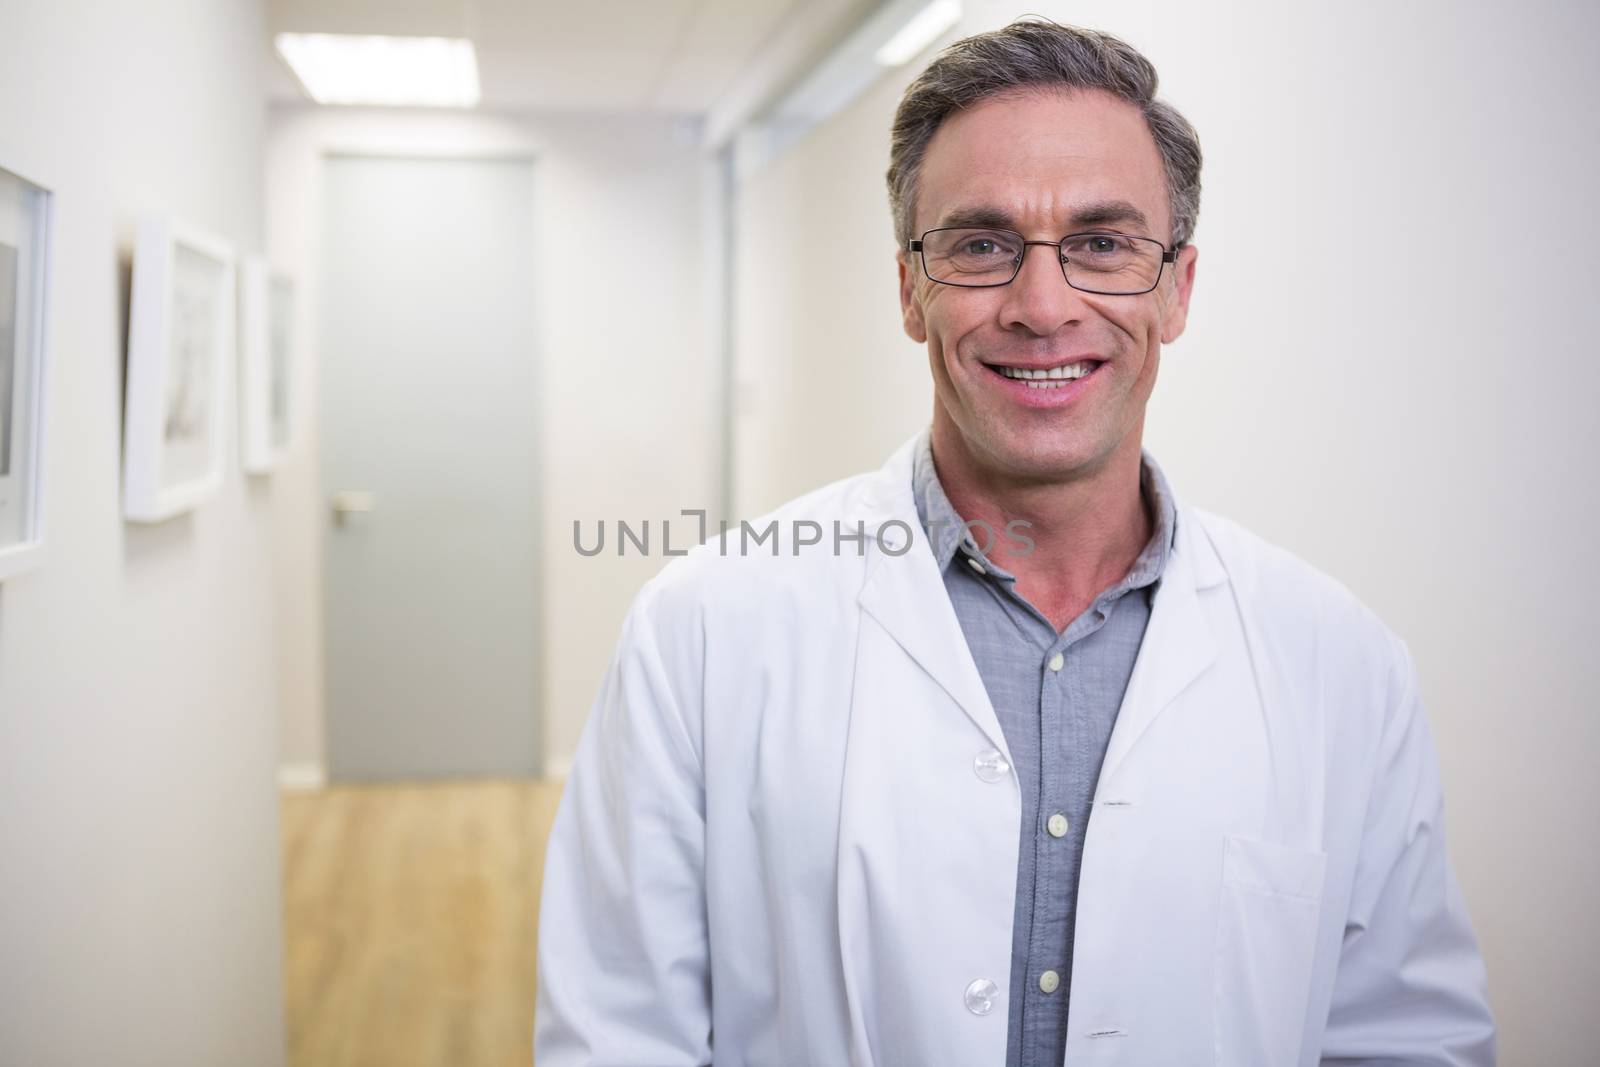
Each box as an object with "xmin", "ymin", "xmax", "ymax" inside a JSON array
[{"xmin": 855, "ymin": 430, "xmax": 1229, "ymax": 788}]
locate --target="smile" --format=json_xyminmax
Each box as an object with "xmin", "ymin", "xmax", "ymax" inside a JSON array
[{"xmin": 983, "ymin": 359, "xmax": 1104, "ymax": 389}]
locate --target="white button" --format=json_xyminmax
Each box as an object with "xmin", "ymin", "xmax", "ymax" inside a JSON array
[
  {"xmin": 964, "ymin": 978, "xmax": 999, "ymax": 1015},
  {"xmin": 966, "ymin": 557, "xmax": 987, "ymax": 575},
  {"xmin": 1047, "ymin": 652, "xmax": 1065, "ymax": 672},
  {"xmin": 1038, "ymin": 970, "xmax": 1061, "ymax": 994},
  {"xmin": 1047, "ymin": 812, "xmax": 1069, "ymax": 838},
  {"xmin": 973, "ymin": 749, "xmax": 1010, "ymax": 782}
]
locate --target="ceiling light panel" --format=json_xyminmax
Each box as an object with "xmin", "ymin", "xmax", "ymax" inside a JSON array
[
  {"xmin": 874, "ymin": 0, "xmax": 962, "ymax": 67},
  {"xmin": 275, "ymin": 33, "xmax": 481, "ymax": 108}
]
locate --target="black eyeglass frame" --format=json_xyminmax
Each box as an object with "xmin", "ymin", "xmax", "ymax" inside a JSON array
[{"xmin": 908, "ymin": 227, "xmax": 1181, "ymax": 295}]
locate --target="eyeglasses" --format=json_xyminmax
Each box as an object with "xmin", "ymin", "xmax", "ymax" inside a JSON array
[{"xmin": 909, "ymin": 227, "xmax": 1179, "ymax": 295}]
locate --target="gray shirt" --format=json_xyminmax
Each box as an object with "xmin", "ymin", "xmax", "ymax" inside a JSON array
[{"xmin": 910, "ymin": 427, "xmax": 1178, "ymax": 1067}]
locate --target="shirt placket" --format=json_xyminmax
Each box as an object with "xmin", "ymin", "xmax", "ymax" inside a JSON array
[{"xmin": 1020, "ymin": 630, "xmax": 1070, "ymax": 1062}]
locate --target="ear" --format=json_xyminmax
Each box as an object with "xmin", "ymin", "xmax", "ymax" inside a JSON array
[
  {"xmin": 1159, "ymin": 243, "xmax": 1199, "ymax": 345},
  {"xmin": 898, "ymin": 251, "xmax": 928, "ymax": 343}
]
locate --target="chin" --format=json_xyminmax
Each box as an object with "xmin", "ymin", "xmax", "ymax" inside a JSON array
[{"xmin": 981, "ymin": 431, "xmax": 1097, "ymax": 480}]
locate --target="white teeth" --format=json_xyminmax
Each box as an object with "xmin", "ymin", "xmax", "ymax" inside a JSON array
[{"xmin": 997, "ymin": 361, "xmax": 1097, "ymax": 383}]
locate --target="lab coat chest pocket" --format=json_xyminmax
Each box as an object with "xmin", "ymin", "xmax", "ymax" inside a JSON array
[{"xmin": 1214, "ymin": 834, "xmax": 1327, "ymax": 1066}]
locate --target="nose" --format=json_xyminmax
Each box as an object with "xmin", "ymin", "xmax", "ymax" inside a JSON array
[{"xmin": 996, "ymin": 241, "xmax": 1089, "ymax": 337}]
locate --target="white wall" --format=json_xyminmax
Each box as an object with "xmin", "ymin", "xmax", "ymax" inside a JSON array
[
  {"xmin": 732, "ymin": 54, "xmax": 934, "ymax": 515},
  {"xmin": 0, "ymin": 2, "xmax": 286, "ymax": 1065},
  {"xmin": 265, "ymin": 106, "xmax": 718, "ymax": 780},
  {"xmin": 734, "ymin": 1, "xmax": 1600, "ymax": 1062}
]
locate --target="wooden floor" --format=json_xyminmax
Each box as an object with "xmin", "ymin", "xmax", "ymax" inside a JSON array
[{"xmin": 281, "ymin": 779, "xmax": 566, "ymax": 1067}]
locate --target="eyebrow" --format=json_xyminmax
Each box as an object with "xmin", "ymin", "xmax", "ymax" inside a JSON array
[{"xmin": 934, "ymin": 199, "xmax": 1152, "ymax": 234}]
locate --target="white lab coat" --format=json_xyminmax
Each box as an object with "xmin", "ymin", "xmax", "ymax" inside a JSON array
[{"xmin": 535, "ymin": 432, "xmax": 1495, "ymax": 1066}]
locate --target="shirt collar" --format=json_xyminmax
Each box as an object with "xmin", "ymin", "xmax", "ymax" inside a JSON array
[{"xmin": 910, "ymin": 424, "xmax": 1179, "ymax": 592}]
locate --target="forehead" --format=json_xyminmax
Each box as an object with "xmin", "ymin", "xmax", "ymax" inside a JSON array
[{"xmin": 914, "ymin": 87, "xmax": 1170, "ymax": 237}]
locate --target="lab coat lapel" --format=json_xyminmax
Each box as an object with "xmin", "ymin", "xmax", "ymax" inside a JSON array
[
  {"xmin": 854, "ymin": 437, "xmax": 1012, "ymax": 760},
  {"xmin": 1096, "ymin": 499, "xmax": 1228, "ymax": 791}
]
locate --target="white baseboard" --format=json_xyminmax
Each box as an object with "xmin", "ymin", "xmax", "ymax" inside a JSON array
[
  {"xmin": 280, "ymin": 760, "xmax": 569, "ymax": 786},
  {"xmin": 278, "ymin": 762, "xmax": 327, "ymax": 792}
]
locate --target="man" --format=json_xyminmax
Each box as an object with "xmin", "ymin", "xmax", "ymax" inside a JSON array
[{"xmin": 535, "ymin": 18, "xmax": 1495, "ymax": 1066}]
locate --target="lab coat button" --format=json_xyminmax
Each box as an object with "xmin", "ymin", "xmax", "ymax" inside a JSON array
[
  {"xmin": 1039, "ymin": 970, "xmax": 1060, "ymax": 994},
  {"xmin": 964, "ymin": 978, "xmax": 999, "ymax": 1015},
  {"xmin": 1047, "ymin": 812, "xmax": 1069, "ymax": 838},
  {"xmin": 973, "ymin": 749, "xmax": 1010, "ymax": 783},
  {"xmin": 1047, "ymin": 651, "xmax": 1065, "ymax": 672}
]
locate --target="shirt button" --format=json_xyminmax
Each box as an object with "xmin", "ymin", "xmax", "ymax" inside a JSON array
[
  {"xmin": 966, "ymin": 556, "xmax": 987, "ymax": 575},
  {"xmin": 1047, "ymin": 651, "xmax": 1065, "ymax": 672},
  {"xmin": 973, "ymin": 749, "xmax": 1010, "ymax": 783},
  {"xmin": 964, "ymin": 978, "xmax": 999, "ymax": 1015},
  {"xmin": 1047, "ymin": 812, "xmax": 1069, "ymax": 838},
  {"xmin": 1039, "ymin": 970, "xmax": 1061, "ymax": 995}
]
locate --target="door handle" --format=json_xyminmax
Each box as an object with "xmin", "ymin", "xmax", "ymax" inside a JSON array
[{"xmin": 331, "ymin": 490, "xmax": 377, "ymax": 528}]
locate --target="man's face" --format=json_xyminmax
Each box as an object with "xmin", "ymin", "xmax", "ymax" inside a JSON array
[{"xmin": 898, "ymin": 87, "xmax": 1198, "ymax": 482}]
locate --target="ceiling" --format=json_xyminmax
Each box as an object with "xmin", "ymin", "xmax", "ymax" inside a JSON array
[{"xmin": 265, "ymin": 0, "xmax": 875, "ymax": 114}]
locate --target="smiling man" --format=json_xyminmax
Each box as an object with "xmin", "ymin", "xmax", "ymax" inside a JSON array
[
  {"xmin": 895, "ymin": 80, "xmax": 1193, "ymax": 634},
  {"xmin": 535, "ymin": 18, "xmax": 1496, "ymax": 1067}
]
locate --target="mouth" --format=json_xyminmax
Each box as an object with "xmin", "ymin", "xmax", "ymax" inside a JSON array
[
  {"xmin": 979, "ymin": 357, "xmax": 1106, "ymax": 406},
  {"xmin": 982, "ymin": 358, "xmax": 1105, "ymax": 388}
]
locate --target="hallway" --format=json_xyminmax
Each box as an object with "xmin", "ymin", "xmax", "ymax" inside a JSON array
[{"xmin": 2, "ymin": 2, "xmax": 1595, "ymax": 1062}]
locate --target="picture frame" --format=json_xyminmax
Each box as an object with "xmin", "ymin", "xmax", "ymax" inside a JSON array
[
  {"xmin": 123, "ymin": 217, "xmax": 235, "ymax": 522},
  {"xmin": 238, "ymin": 256, "xmax": 295, "ymax": 474},
  {"xmin": 0, "ymin": 162, "xmax": 53, "ymax": 582}
]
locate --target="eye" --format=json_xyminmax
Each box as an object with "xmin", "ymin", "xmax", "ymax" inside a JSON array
[
  {"xmin": 1062, "ymin": 233, "xmax": 1141, "ymax": 264},
  {"xmin": 924, "ymin": 228, "xmax": 1023, "ymax": 279}
]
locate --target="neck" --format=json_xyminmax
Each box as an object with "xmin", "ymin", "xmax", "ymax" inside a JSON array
[{"xmin": 929, "ymin": 412, "xmax": 1152, "ymax": 631}]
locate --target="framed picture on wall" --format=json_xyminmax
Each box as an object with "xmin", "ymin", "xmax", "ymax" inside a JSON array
[
  {"xmin": 123, "ymin": 217, "xmax": 234, "ymax": 522},
  {"xmin": 238, "ymin": 256, "xmax": 295, "ymax": 474},
  {"xmin": 0, "ymin": 163, "xmax": 53, "ymax": 583}
]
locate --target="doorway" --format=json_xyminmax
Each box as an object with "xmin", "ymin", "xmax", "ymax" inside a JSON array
[{"xmin": 318, "ymin": 154, "xmax": 541, "ymax": 781}]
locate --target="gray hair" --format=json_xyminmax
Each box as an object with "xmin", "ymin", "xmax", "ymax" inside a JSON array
[{"xmin": 887, "ymin": 17, "xmax": 1202, "ymax": 251}]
